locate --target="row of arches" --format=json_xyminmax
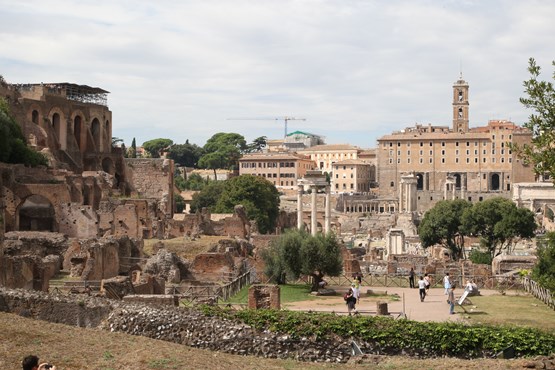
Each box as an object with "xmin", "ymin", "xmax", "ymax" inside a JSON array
[
  {"xmin": 414, "ymin": 172, "xmax": 506, "ymax": 192},
  {"xmin": 30, "ymin": 106, "xmax": 110, "ymax": 153}
]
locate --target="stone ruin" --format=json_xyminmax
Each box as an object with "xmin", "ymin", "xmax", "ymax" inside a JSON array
[{"xmin": 248, "ymin": 284, "xmax": 280, "ymax": 309}]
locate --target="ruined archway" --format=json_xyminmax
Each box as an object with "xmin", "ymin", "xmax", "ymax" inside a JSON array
[
  {"xmin": 91, "ymin": 118, "xmax": 101, "ymax": 151},
  {"xmin": 32, "ymin": 110, "xmax": 39, "ymax": 124},
  {"xmin": 17, "ymin": 195, "xmax": 55, "ymax": 232},
  {"xmin": 73, "ymin": 115, "xmax": 83, "ymax": 151},
  {"xmin": 49, "ymin": 109, "xmax": 67, "ymax": 150}
]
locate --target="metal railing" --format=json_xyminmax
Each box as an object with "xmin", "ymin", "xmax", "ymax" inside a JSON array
[{"xmin": 173, "ymin": 269, "xmax": 253, "ymax": 304}]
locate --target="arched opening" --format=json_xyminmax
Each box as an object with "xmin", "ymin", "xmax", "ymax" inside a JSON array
[
  {"xmin": 32, "ymin": 110, "xmax": 39, "ymax": 124},
  {"xmin": 17, "ymin": 195, "xmax": 55, "ymax": 231},
  {"xmin": 91, "ymin": 118, "xmax": 101, "ymax": 151},
  {"xmin": 491, "ymin": 173, "xmax": 500, "ymax": 191},
  {"xmin": 74, "ymin": 116, "xmax": 82, "ymax": 150},
  {"xmin": 416, "ymin": 173, "xmax": 424, "ymax": 190},
  {"xmin": 52, "ymin": 113, "xmax": 60, "ymax": 137},
  {"xmin": 102, "ymin": 157, "xmax": 115, "ymax": 175}
]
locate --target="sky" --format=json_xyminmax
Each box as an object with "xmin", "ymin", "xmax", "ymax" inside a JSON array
[{"xmin": 1, "ymin": 0, "xmax": 554, "ymax": 149}]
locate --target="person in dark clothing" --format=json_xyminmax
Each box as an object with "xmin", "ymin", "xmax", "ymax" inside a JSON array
[{"xmin": 409, "ymin": 267, "xmax": 415, "ymax": 288}]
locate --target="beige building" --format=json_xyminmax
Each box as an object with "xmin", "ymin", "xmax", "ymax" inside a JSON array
[
  {"xmin": 239, "ymin": 152, "xmax": 316, "ymax": 191},
  {"xmin": 299, "ymin": 144, "xmax": 361, "ymax": 173},
  {"xmin": 332, "ymin": 160, "xmax": 372, "ymax": 193},
  {"xmin": 377, "ymin": 75, "xmax": 535, "ymax": 212}
]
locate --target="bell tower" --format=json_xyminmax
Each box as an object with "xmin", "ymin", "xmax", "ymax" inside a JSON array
[{"xmin": 452, "ymin": 74, "xmax": 469, "ymax": 132}]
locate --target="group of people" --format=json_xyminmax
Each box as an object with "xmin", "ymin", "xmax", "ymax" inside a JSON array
[
  {"xmin": 344, "ymin": 274, "xmax": 362, "ymax": 315},
  {"xmin": 412, "ymin": 269, "xmax": 459, "ymax": 315}
]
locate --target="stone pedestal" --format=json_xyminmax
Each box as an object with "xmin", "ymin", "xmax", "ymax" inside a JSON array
[
  {"xmin": 376, "ymin": 301, "xmax": 389, "ymax": 316},
  {"xmin": 248, "ymin": 284, "xmax": 280, "ymax": 309}
]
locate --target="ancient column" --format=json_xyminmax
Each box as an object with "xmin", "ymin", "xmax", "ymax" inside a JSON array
[
  {"xmin": 311, "ymin": 185, "xmax": 317, "ymax": 236},
  {"xmin": 399, "ymin": 179, "xmax": 405, "ymax": 212},
  {"xmin": 325, "ymin": 185, "xmax": 331, "ymax": 234},
  {"xmin": 297, "ymin": 184, "xmax": 303, "ymax": 230}
]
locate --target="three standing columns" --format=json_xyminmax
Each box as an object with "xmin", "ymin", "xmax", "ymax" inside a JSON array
[{"xmin": 297, "ymin": 184, "xmax": 331, "ymax": 235}]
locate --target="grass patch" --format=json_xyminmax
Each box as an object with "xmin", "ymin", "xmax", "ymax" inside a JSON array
[
  {"xmin": 223, "ymin": 284, "xmax": 317, "ymax": 304},
  {"xmin": 462, "ymin": 293, "xmax": 555, "ymax": 331}
]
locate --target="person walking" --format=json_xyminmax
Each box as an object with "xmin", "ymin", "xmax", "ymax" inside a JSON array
[
  {"xmin": 352, "ymin": 279, "xmax": 360, "ymax": 304},
  {"xmin": 448, "ymin": 285, "xmax": 456, "ymax": 314},
  {"xmin": 344, "ymin": 284, "xmax": 358, "ymax": 315},
  {"xmin": 443, "ymin": 272, "xmax": 451, "ymax": 296},
  {"xmin": 409, "ymin": 267, "xmax": 415, "ymax": 288},
  {"xmin": 424, "ymin": 273, "xmax": 431, "ymax": 293},
  {"xmin": 418, "ymin": 276, "xmax": 427, "ymax": 302}
]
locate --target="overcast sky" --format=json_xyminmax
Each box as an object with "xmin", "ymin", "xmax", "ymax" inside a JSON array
[{"xmin": 1, "ymin": 0, "xmax": 554, "ymax": 149}]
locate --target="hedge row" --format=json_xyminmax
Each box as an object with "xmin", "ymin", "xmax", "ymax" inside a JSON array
[{"xmin": 201, "ymin": 306, "xmax": 555, "ymax": 358}]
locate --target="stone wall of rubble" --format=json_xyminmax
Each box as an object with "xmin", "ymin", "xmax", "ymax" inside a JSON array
[{"xmin": 0, "ymin": 287, "xmax": 351, "ymax": 363}]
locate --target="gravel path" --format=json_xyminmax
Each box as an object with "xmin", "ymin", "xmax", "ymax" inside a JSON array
[{"xmin": 283, "ymin": 286, "xmax": 497, "ymax": 323}]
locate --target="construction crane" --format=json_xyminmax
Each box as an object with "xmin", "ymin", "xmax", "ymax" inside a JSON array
[{"xmin": 227, "ymin": 117, "xmax": 307, "ymax": 139}]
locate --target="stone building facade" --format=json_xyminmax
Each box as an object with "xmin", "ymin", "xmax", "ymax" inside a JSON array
[
  {"xmin": 239, "ymin": 152, "xmax": 315, "ymax": 191},
  {"xmin": 332, "ymin": 159, "xmax": 373, "ymax": 193},
  {"xmin": 377, "ymin": 76, "xmax": 535, "ymax": 212}
]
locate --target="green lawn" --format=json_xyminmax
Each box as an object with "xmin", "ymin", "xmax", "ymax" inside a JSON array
[
  {"xmin": 461, "ymin": 293, "xmax": 555, "ymax": 332},
  {"xmin": 223, "ymin": 284, "xmax": 318, "ymax": 304}
]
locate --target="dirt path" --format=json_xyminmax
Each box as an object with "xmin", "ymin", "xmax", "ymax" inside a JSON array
[{"xmin": 283, "ymin": 285, "xmax": 496, "ymax": 322}]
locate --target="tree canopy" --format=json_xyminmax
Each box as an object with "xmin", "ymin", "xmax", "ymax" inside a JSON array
[
  {"xmin": 168, "ymin": 142, "xmax": 204, "ymax": 167},
  {"xmin": 418, "ymin": 199, "xmax": 472, "ymax": 260},
  {"xmin": 190, "ymin": 174, "xmax": 280, "ymax": 234},
  {"xmin": 0, "ymin": 98, "xmax": 47, "ymax": 167},
  {"xmin": 460, "ymin": 197, "xmax": 536, "ymax": 259},
  {"xmin": 142, "ymin": 138, "xmax": 173, "ymax": 158},
  {"xmin": 532, "ymin": 232, "xmax": 555, "ymax": 291},
  {"xmin": 246, "ymin": 136, "xmax": 267, "ymax": 153},
  {"xmin": 261, "ymin": 229, "xmax": 343, "ymax": 291},
  {"xmin": 198, "ymin": 133, "xmax": 246, "ymax": 177},
  {"xmin": 510, "ymin": 58, "xmax": 555, "ymax": 182}
]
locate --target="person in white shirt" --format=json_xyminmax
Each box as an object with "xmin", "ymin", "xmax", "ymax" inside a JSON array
[{"xmin": 418, "ymin": 276, "xmax": 427, "ymax": 302}]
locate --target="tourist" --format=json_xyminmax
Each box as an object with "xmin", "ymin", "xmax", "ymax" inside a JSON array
[
  {"xmin": 344, "ymin": 284, "xmax": 358, "ymax": 315},
  {"xmin": 418, "ymin": 276, "xmax": 427, "ymax": 302},
  {"xmin": 443, "ymin": 272, "xmax": 451, "ymax": 295},
  {"xmin": 448, "ymin": 285, "xmax": 456, "ymax": 314},
  {"xmin": 352, "ymin": 279, "xmax": 360, "ymax": 303},
  {"xmin": 22, "ymin": 355, "xmax": 56, "ymax": 370},
  {"xmin": 424, "ymin": 273, "xmax": 431, "ymax": 293},
  {"xmin": 318, "ymin": 279, "xmax": 328, "ymax": 289},
  {"xmin": 409, "ymin": 267, "xmax": 415, "ymax": 288}
]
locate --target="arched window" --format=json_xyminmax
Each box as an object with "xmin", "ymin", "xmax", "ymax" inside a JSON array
[
  {"xmin": 32, "ymin": 110, "xmax": 39, "ymax": 124},
  {"xmin": 74, "ymin": 116, "xmax": 82, "ymax": 150}
]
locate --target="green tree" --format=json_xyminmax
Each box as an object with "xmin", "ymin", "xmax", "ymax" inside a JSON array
[
  {"xmin": 261, "ymin": 229, "xmax": 343, "ymax": 291},
  {"xmin": 174, "ymin": 193, "xmax": 185, "ymax": 213},
  {"xmin": 246, "ymin": 136, "xmax": 267, "ymax": 153},
  {"xmin": 418, "ymin": 199, "xmax": 472, "ymax": 260},
  {"xmin": 198, "ymin": 133, "xmax": 247, "ymax": 177},
  {"xmin": 214, "ymin": 175, "xmax": 279, "ymax": 234},
  {"xmin": 190, "ymin": 181, "xmax": 226, "ymax": 213},
  {"xmin": 461, "ymin": 197, "xmax": 536, "ymax": 259},
  {"xmin": 0, "ymin": 98, "xmax": 47, "ymax": 167},
  {"xmin": 168, "ymin": 141, "xmax": 204, "ymax": 167},
  {"xmin": 142, "ymin": 138, "xmax": 173, "ymax": 158},
  {"xmin": 190, "ymin": 174, "xmax": 280, "ymax": 234},
  {"xmin": 183, "ymin": 173, "xmax": 209, "ymax": 191},
  {"xmin": 510, "ymin": 58, "xmax": 555, "ymax": 182},
  {"xmin": 128, "ymin": 137, "xmax": 137, "ymax": 158},
  {"xmin": 532, "ymin": 232, "xmax": 555, "ymax": 291}
]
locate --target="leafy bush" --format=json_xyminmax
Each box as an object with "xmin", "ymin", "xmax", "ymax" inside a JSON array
[
  {"xmin": 200, "ymin": 306, "xmax": 555, "ymax": 358},
  {"xmin": 469, "ymin": 248, "xmax": 493, "ymax": 265}
]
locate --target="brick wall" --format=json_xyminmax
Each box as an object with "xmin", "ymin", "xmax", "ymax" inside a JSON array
[{"xmin": 248, "ymin": 284, "xmax": 280, "ymax": 309}]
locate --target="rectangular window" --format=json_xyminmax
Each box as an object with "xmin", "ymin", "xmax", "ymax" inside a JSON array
[
  {"xmin": 429, "ymin": 158, "xmax": 433, "ymax": 163},
  {"xmin": 441, "ymin": 150, "xmax": 445, "ymax": 155},
  {"xmin": 466, "ymin": 158, "xmax": 470, "ymax": 163},
  {"xmin": 475, "ymin": 158, "xmax": 478, "ymax": 163},
  {"xmin": 456, "ymin": 142, "xmax": 459, "ymax": 146},
  {"xmin": 456, "ymin": 158, "xmax": 459, "ymax": 163},
  {"xmin": 419, "ymin": 158, "xmax": 423, "ymax": 164},
  {"xmin": 441, "ymin": 142, "xmax": 445, "ymax": 147},
  {"xmin": 441, "ymin": 158, "xmax": 445, "ymax": 163}
]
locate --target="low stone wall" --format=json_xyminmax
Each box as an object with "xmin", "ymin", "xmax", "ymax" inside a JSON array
[{"xmin": 0, "ymin": 287, "xmax": 351, "ymax": 363}]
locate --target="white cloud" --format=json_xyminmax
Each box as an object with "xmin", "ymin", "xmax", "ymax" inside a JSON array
[{"xmin": 1, "ymin": 0, "xmax": 554, "ymax": 147}]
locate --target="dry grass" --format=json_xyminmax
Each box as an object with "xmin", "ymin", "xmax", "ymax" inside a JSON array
[
  {"xmin": 143, "ymin": 235, "xmax": 224, "ymax": 259},
  {"xmin": 0, "ymin": 312, "xmax": 537, "ymax": 370}
]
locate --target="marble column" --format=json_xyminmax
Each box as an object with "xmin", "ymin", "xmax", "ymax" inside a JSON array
[
  {"xmin": 297, "ymin": 184, "xmax": 303, "ymax": 230},
  {"xmin": 325, "ymin": 185, "xmax": 331, "ymax": 234},
  {"xmin": 311, "ymin": 185, "xmax": 317, "ymax": 236}
]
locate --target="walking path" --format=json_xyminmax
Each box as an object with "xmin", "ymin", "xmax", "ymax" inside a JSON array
[{"xmin": 283, "ymin": 286, "xmax": 497, "ymax": 323}]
